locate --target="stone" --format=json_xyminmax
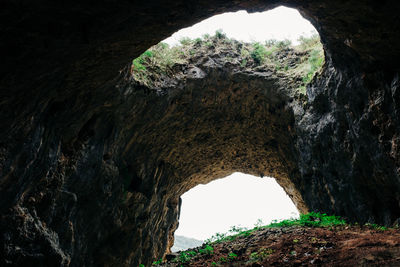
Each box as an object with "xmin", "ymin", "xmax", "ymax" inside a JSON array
[{"xmin": 0, "ymin": 1, "xmax": 400, "ymax": 266}]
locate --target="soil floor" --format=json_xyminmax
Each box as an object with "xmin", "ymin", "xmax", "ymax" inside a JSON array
[{"xmin": 159, "ymin": 225, "xmax": 400, "ymax": 266}]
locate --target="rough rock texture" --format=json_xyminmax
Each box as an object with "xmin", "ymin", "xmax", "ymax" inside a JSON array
[
  {"xmin": 1, "ymin": 0, "xmax": 400, "ymax": 266},
  {"xmin": 160, "ymin": 225, "xmax": 400, "ymax": 266}
]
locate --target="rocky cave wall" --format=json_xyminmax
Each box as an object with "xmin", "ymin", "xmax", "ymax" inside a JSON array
[{"xmin": 1, "ymin": 0, "xmax": 400, "ymax": 266}]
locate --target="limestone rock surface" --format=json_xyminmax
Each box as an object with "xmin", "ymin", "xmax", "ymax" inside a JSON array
[{"xmin": 1, "ymin": 0, "xmax": 400, "ymax": 266}]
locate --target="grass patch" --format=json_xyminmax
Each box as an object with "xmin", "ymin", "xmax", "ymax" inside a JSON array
[
  {"xmin": 205, "ymin": 212, "xmax": 346, "ymax": 244},
  {"xmin": 266, "ymin": 212, "xmax": 346, "ymax": 228}
]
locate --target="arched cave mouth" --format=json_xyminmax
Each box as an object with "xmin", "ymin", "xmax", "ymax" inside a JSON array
[
  {"xmin": 2, "ymin": 1, "xmax": 400, "ymax": 267},
  {"xmin": 171, "ymin": 172, "xmax": 299, "ymax": 252},
  {"xmin": 127, "ymin": 6, "xmax": 326, "ymax": 257}
]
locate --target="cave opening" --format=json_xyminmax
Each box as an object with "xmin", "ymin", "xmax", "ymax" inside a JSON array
[
  {"xmin": 131, "ymin": 5, "xmax": 325, "ymax": 92},
  {"xmin": 128, "ymin": 5, "xmax": 325, "ymax": 256},
  {"xmin": 2, "ymin": 0, "xmax": 400, "ymax": 266},
  {"xmin": 171, "ymin": 172, "xmax": 299, "ymax": 252}
]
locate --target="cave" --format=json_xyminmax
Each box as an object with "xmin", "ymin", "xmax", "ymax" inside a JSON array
[
  {"xmin": 1, "ymin": 1, "xmax": 400, "ymax": 266},
  {"xmin": 172, "ymin": 172, "xmax": 300, "ymax": 248}
]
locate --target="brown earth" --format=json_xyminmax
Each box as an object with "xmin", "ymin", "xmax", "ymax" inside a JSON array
[{"xmin": 161, "ymin": 226, "xmax": 400, "ymax": 266}]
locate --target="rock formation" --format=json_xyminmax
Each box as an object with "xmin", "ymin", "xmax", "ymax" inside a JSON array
[{"xmin": 1, "ymin": 1, "xmax": 400, "ymax": 266}]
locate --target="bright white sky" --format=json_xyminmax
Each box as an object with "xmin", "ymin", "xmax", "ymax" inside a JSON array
[
  {"xmin": 175, "ymin": 173, "xmax": 299, "ymax": 240},
  {"xmin": 164, "ymin": 6, "xmax": 317, "ymax": 46}
]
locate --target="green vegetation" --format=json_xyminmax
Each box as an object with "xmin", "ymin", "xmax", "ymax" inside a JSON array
[
  {"xmin": 199, "ymin": 244, "xmax": 214, "ymax": 255},
  {"xmin": 152, "ymin": 258, "xmax": 163, "ymax": 265},
  {"xmin": 250, "ymin": 42, "xmax": 268, "ymax": 65},
  {"xmin": 157, "ymin": 211, "xmax": 391, "ymax": 266},
  {"xmin": 250, "ymin": 248, "xmax": 274, "ymax": 262},
  {"xmin": 131, "ymin": 42, "xmax": 186, "ymax": 87},
  {"xmin": 267, "ymin": 212, "xmax": 346, "ymax": 228},
  {"xmin": 365, "ymin": 223, "xmax": 388, "ymax": 231},
  {"xmin": 205, "ymin": 212, "xmax": 346, "ymax": 244},
  {"xmin": 215, "ymin": 29, "xmax": 227, "ymax": 39},
  {"xmin": 179, "ymin": 37, "xmax": 192, "ymax": 46},
  {"xmin": 131, "ymin": 30, "xmax": 324, "ymax": 96},
  {"xmin": 173, "ymin": 250, "xmax": 197, "ymax": 264},
  {"xmin": 228, "ymin": 252, "xmax": 238, "ymax": 260},
  {"xmin": 294, "ymin": 34, "xmax": 325, "ymax": 94},
  {"xmin": 205, "ymin": 225, "xmax": 253, "ymax": 244}
]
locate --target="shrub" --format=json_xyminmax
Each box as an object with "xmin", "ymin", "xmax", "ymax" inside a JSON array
[
  {"xmin": 228, "ymin": 252, "xmax": 238, "ymax": 260},
  {"xmin": 177, "ymin": 250, "xmax": 197, "ymax": 263},
  {"xmin": 276, "ymin": 39, "xmax": 292, "ymax": 49},
  {"xmin": 298, "ymin": 34, "xmax": 321, "ymax": 49},
  {"xmin": 131, "ymin": 41, "xmax": 186, "ymax": 86},
  {"xmin": 194, "ymin": 37, "xmax": 202, "ymax": 45},
  {"xmin": 179, "ymin": 37, "xmax": 192, "ymax": 46},
  {"xmin": 215, "ymin": 29, "xmax": 226, "ymax": 39},
  {"xmin": 265, "ymin": 39, "xmax": 278, "ymax": 47},
  {"xmin": 202, "ymin": 33, "xmax": 210, "ymax": 39},
  {"xmin": 152, "ymin": 258, "xmax": 162, "ymax": 265},
  {"xmin": 251, "ymin": 42, "xmax": 268, "ymax": 65},
  {"xmin": 302, "ymin": 49, "xmax": 324, "ymax": 84},
  {"xmin": 267, "ymin": 212, "xmax": 346, "ymax": 228},
  {"xmin": 199, "ymin": 244, "xmax": 214, "ymax": 255}
]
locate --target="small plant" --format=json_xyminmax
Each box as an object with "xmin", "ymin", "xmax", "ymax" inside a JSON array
[
  {"xmin": 202, "ymin": 33, "xmax": 210, "ymax": 39},
  {"xmin": 298, "ymin": 34, "xmax": 321, "ymax": 49},
  {"xmin": 251, "ymin": 42, "xmax": 268, "ymax": 65},
  {"xmin": 267, "ymin": 212, "xmax": 346, "ymax": 228},
  {"xmin": 205, "ymin": 232, "xmax": 227, "ymax": 243},
  {"xmin": 199, "ymin": 244, "xmax": 214, "ymax": 255},
  {"xmin": 215, "ymin": 29, "xmax": 226, "ymax": 39},
  {"xmin": 179, "ymin": 37, "xmax": 192, "ymax": 46},
  {"xmin": 131, "ymin": 41, "xmax": 187, "ymax": 86},
  {"xmin": 194, "ymin": 37, "xmax": 202, "ymax": 45},
  {"xmin": 265, "ymin": 39, "xmax": 278, "ymax": 47},
  {"xmin": 219, "ymin": 256, "xmax": 227, "ymax": 263},
  {"xmin": 254, "ymin": 218, "xmax": 264, "ymax": 229},
  {"xmin": 211, "ymin": 262, "xmax": 218, "ymax": 266},
  {"xmin": 229, "ymin": 225, "xmax": 247, "ymax": 234},
  {"xmin": 228, "ymin": 252, "xmax": 238, "ymax": 261},
  {"xmin": 152, "ymin": 258, "xmax": 162, "ymax": 265},
  {"xmin": 177, "ymin": 250, "xmax": 197, "ymax": 263},
  {"xmin": 276, "ymin": 39, "xmax": 292, "ymax": 49},
  {"xmin": 139, "ymin": 264, "xmax": 145, "ymax": 267},
  {"xmin": 205, "ymin": 41, "xmax": 213, "ymax": 47},
  {"xmin": 284, "ymin": 64, "xmax": 289, "ymax": 71},
  {"xmin": 365, "ymin": 223, "xmax": 388, "ymax": 231},
  {"xmin": 250, "ymin": 248, "xmax": 274, "ymax": 262}
]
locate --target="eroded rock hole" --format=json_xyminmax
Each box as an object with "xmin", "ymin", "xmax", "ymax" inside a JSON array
[
  {"xmin": 131, "ymin": 6, "xmax": 325, "ymax": 97},
  {"xmin": 127, "ymin": 6, "xmax": 325, "ymax": 260},
  {"xmin": 171, "ymin": 173, "xmax": 299, "ymax": 252}
]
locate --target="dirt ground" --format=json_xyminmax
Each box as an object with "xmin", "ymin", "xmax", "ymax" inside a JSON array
[{"xmin": 159, "ymin": 225, "xmax": 400, "ymax": 266}]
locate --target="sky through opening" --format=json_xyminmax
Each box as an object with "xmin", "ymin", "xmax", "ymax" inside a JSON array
[
  {"xmin": 175, "ymin": 173, "xmax": 299, "ymax": 241},
  {"xmin": 164, "ymin": 6, "xmax": 317, "ymax": 46}
]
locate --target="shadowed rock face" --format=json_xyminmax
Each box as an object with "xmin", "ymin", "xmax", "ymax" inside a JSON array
[{"xmin": 1, "ymin": 0, "xmax": 400, "ymax": 266}]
